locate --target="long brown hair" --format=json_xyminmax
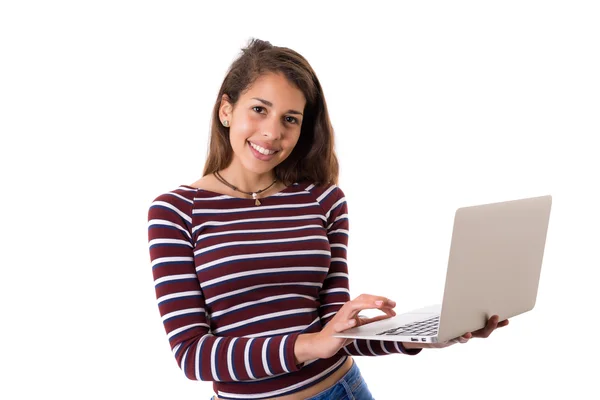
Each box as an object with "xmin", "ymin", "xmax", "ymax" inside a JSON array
[{"xmin": 203, "ymin": 38, "xmax": 339, "ymax": 186}]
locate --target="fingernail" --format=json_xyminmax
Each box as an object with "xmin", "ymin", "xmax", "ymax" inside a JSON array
[
  {"xmin": 389, "ymin": 300, "xmax": 396, "ymax": 307},
  {"xmin": 375, "ymin": 300, "xmax": 383, "ymax": 306},
  {"xmin": 348, "ymin": 319, "xmax": 356, "ymax": 326}
]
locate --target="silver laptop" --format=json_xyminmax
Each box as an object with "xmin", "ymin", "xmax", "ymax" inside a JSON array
[{"xmin": 334, "ymin": 195, "xmax": 552, "ymax": 344}]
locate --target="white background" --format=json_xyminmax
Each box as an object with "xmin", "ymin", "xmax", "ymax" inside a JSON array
[{"xmin": 1, "ymin": 1, "xmax": 599, "ymax": 399}]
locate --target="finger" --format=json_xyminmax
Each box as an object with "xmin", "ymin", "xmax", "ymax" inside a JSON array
[
  {"xmin": 348, "ymin": 307, "xmax": 396, "ymax": 325},
  {"xmin": 473, "ymin": 316, "xmax": 498, "ymax": 337},
  {"xmin": 337, "ymin": 303, "xmax": 370, "ymax": 321},
  {"xmin": 472, "ymin": 315, "xmax": 499, "ymax": 338},
  {"xmin": 340, "ymin": 297, "xmax": 396, "ymax": 319},
  {"xmin": 356, "ymin": 294, "xmax": 396, "ymax": 307},
  {"xmin": 359, "ymin": 305, "xmax": 397, "ymax": 316},
  {"xmin": 451, "ymin": 333, "xmax": 471, "ymax": 344},
  {"xmin": 458, "ymin": 336, "xmax": 470, "ymax": 344},
  {"xmin": 441, "ymin": 335, "xmax": 469, "ymax": 347},
  {"xmin": 354, "ymin": 294, "xmax": 396, "ymax": 308},
  {"xmin": 380, "ymin": 308, "xmax": 397, "ymax": 318},
  {"xmin": 497, "ymin": 319, "xmax": 509, "ymax": 328},
  {"xmin": 341, "ymin": 303, "xmax": 382, "ymax": 321},
  {"xmin": 359, "ymin": 314, "xmax": 394, "ymax": 325}
]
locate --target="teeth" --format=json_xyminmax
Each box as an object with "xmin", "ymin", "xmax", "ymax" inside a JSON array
[{"xmin": 250, "ymin": 142, "xmax": 276, "ymax": 155}]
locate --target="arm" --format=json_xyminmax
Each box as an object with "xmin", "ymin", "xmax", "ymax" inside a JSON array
[
  {"xmin": 317, "ymin": 186, "xmax": 421, "ymax": 357},
  {"xmin": 148, "ymin": 191, "xmax": 304, "ymax": 382}
]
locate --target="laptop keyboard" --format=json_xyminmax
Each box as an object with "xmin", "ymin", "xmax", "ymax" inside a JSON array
[{"xmin": 376, "ymin": 316, "xmax": 440, "ymax": 337}]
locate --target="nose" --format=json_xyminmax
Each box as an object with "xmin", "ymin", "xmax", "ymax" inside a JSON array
[{"xmin": 261, "ymin": 116, "xmax": 283, "ymax": 140}]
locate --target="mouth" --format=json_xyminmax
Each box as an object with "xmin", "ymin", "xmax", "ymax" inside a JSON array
[{"xmin": 248, "ymin": 141, "xmax": 279, "ymax": 156}]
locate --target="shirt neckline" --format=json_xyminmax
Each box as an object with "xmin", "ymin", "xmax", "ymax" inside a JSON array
[{"xmin": 180, "ymin": 183, "xmax": 300, "ymax": 200}]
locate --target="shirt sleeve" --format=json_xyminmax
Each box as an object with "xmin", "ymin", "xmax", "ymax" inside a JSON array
[
  {"xmin": 316, "ymin": 185, "xmax": 422, "ymax": 357},
  {"xmin": 148, "ymin": 190, "xmax": 303, "ymax": 382}
]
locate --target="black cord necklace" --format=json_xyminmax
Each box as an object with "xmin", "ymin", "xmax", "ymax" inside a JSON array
[{"xmin": 213, "ymin": 171, "xmax": 277, "ymax": 206}]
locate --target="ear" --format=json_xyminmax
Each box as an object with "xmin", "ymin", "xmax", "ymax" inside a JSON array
[{"xmin": 219, "ymin": 94, "xmax": 234, "ymax": 123}]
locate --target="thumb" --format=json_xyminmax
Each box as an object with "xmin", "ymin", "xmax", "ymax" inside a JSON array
[{"xmin": 334, "ymin": 319, "xmax": 356, "ymax": 333}]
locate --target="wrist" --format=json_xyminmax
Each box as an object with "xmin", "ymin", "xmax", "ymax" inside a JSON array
[{"xmin": 294, "ymin": 333, "xmax": 320, "ymax": 364}]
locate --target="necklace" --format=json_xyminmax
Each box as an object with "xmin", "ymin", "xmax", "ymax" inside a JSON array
[{"xmin": 213, "ymin": 171, "xmax": 277, "ymax": 206}]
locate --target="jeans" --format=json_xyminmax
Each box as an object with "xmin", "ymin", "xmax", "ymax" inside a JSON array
[
  {"xmin": 211, "ymin": 360, "xmax": 375, "ymax": 400},
  {"xmin": 306, "ymin": 360, "xmax": 375, "ymax": 400}
]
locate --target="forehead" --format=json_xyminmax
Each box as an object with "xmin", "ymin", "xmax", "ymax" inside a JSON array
[{"xmin": 241, "ymin": 73, "xmax": 306, "ymax": 109}]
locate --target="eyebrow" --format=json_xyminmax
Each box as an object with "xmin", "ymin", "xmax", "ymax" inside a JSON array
[{"xmin": 252, "ymin": 97, "xmax": 303, "ymax": 116}]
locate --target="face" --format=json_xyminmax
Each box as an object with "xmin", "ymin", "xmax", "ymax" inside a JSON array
[{"xmin": 220, "ymin": 72, "xmax": 306, "ymax": 176}]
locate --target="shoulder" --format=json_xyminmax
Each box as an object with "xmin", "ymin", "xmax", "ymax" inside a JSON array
[
  {"xmin": 298, "ymin": 181, "xmax": 347, "ymax": 214},
  {"xmin": 150, "ymin": 185, "xmax": 198, "ymax": 204},
  {"xmin": 148, "ymin": 185, "xmax": 198, "ymax": 224},
  {"xmin": 300, "ymin": 181, "xmax": 345, "ymax": 201}
]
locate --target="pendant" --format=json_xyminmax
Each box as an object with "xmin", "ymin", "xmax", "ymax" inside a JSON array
[
  {"xmin": 255, "ymin": 199, "xmax": 261, "ymax": 206},
  {"xmin": 252, "ymin": 192, "xmax": 261, "ymax": 206}
]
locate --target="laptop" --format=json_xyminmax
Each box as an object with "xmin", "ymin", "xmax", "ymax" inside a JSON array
[{"xmin": 334, "ymin": 195, "xmax": 552, "ymax": 344}]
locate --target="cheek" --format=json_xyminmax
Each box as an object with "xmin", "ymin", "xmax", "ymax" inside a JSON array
[
  {"xmin": 229, "ymin": 121, "xmax": 253, "ymax": 144},
  {"xmin": 285, "ymin": 131, "xmax": 302, "ymax": 149},
  {"xmin": 237, "ymin": 111, "xmax": 259, "ymax": 130}
]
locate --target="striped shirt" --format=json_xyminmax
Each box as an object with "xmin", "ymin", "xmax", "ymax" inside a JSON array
[{"xmin": 147, "ymin": 182, "xmax": 419, "ymax": 399}]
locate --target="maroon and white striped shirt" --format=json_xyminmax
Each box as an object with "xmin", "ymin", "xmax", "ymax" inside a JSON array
[{"xmin": 148, "ymin": 182, "xmax": 418, "ymax": 399}]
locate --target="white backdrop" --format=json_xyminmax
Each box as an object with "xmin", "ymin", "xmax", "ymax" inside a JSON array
[{"xmin": 1, "ymin": 1, "xmax": 599, "ymax": 399}]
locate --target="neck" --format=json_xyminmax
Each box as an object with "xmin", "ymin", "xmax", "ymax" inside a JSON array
[{"xmin": 218, "ymin": 164, "xmax": 276, "ymax": 194}]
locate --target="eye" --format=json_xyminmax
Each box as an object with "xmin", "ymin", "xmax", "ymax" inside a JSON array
[
  {"xmin": 285, "ymin": 116, "xmax": 299, "ymax": 125},
  {"xmin": 252, "ymin": 106, "xmax": 266, "ymax": 114}
]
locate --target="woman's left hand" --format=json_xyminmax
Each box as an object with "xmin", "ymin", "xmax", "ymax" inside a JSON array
[{"xmin": 404, "ymin": 315, "xmax": 509, "ymax": 349}]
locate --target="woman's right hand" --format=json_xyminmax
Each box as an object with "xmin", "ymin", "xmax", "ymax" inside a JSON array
[{"xmin": 301, "ymin": 294, "xmax": 397, "ymax": 361}]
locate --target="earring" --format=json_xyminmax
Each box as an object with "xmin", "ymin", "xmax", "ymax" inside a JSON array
[{"xmin": 222, "ymin": 120, "xmax": 229, "ymax": 128}]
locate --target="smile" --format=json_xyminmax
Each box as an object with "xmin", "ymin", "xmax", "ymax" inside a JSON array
[{"xmin": 248, "ymin": 141, "xmax": 278, "ymax": 155}]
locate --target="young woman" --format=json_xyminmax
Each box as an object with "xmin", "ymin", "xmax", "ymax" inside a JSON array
[{"xmin": 147, "ymin": 39, "xmax": 508, "ymax": 400}]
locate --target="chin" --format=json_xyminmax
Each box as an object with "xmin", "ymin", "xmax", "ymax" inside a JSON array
[
  {"xmin": 241, "ymin": 159, "xmax": 280, "ymax": 175},
  {"xmin": 242, "ymin": 153, "xmax": 292, "ymax": 175}
]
